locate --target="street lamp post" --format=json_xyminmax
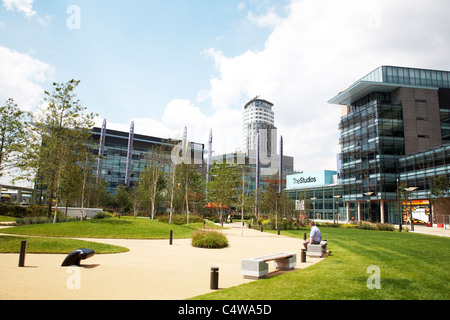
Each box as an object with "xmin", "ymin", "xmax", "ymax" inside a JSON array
[
  {"xmin": 364, "ymin": 192, "xmax": 374, "ymax": 222},
  {"xmin": 397, "ymin": 178, "xmax": 402, "ymax": 232},
  {"xmin": 334, "ymin": 195, "xmax": 342, "ymax": 224},
  {"xmin": 311, "ymin": 197, "xmax": 317, "ymax": 221},
  {"xmin": 404, "ymin": 187, "xmax": 418, "ymax": 232}
]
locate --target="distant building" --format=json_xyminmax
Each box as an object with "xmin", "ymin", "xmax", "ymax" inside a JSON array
[
  {"xmin": 285, "ymin": 170, "xmax": 344, "ymax": 221},
  {"xmin": 93, "ymin": 121, "xmax": 204, "ymax": 193},
  {"xmin": 242, "ymin": 97, "xmax": 277, "ymax": 157}
]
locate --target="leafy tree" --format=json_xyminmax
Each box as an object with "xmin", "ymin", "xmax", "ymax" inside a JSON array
[
  {"xmin": 136, "ymin": 146, "xmax": 170, "ymax": 220},
  {"xmin": 207, "ymin": 162, "xmax": 240, "ymax": 225},
  {"xmin": 237, "ymin": 164, "xmax": 255, "ymax": 235},
  {"xmin": 114, "ymin": 184, "xmax": 133, "ymax": 214},
  {"xmin": 22, "ymin": 80, "xmax": 96, "ymax": 221},
  {"xmin": 430, "ymin": 175, "xmax": 450, "ymax": 216},
  {"xmin": 430, "ymin": 175, "xmax": 450, "ymax": 199},
  {"xmin": 0, "ymin": 98, "xmax": 29, "ymax": 177},
  {"xmin": 176, "ymin": 163, "xmax": 205, "ymax": 226}
]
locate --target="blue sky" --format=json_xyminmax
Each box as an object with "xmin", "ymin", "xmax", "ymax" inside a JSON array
[
  {"xmin": 0, "ymin": 0, "xmax": 288, "ymax": 121},
  {"xmin": 2, "ymin": 0, "xmax": 450, "ymax": 184}
]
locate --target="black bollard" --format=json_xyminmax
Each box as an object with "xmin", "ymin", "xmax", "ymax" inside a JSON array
[
  {"xmin": 261, "ymin": 226, "xmax": 263, "ymax": 232},
  {"xmin": 301, "ymin": 249, "xmax": 306, "ymax": 263},
  {"xmin": 18, "ymin": 240, "xmax": 27, "ymax": 267},
  {"xmin": 169, "ymin": 230, "xmax": 173, "ymax": 245},
  {"xmin": 303, "ymin": 233, "xmax": 307, "ymax": 240},
  {"xmin": 277, "ymin": 229, "xmax": 280, "ymax": 236},
  {"xmin": 210, "ymin": 267, "xmax": 219, "ymax": 290}
]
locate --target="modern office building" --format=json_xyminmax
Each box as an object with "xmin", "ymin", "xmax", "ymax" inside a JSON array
[
  {"xmin": 285, "ymin": 170, "xmax": 346, "ymax": 221},
  {"xmin": 242, "ymin": 97, "xmax": 277, "ymax": 157},
  {"xmin": 329, "ymin": 66, "xmax": 450, "ymax": 224},
  {"xmin": 93, "ymin": 121, "xmax": 205, "ymax": 194},
  {"xmin": 212, "ymin": 151, "xmax": 295, "ymax": 194},
  {"xmin": 397, "ymin": 144, "xmax": 450, "ymax": 225}
]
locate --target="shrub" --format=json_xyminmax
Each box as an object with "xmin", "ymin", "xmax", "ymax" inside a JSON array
[
  {"xmin": 191, "ymin": 229, "xmax": 228, "ymax": 249},
  {"xmin": 375, "ymin": 223, "xmax": 395, "ymax": 231},
  {"xmin": 92, "ymin": 211, "xmax": 113, "ymax": 220},
  {"xmin": 0, "ymin": 204, "xmax": 55, "ymax": 218},
  {"xmin": 15, "ymin": 216, "xmax": 79, "ymax": 225},
  {"xmin": 15, "ymin": 217, "xmax": 51, "ymax": 225},
  {"xmin": 340, "ymin": 223, "xmax": 358, "ymax": 229},
  {"xmin": 158, "ymin": 214, "xmax": 204, "ymax": 225},
  {"xmin": 357, "ymin": 222, "xmax": 376, "ymax": 230}
]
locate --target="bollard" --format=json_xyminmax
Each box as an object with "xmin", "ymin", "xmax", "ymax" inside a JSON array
[
  {"xmin": 261, "ymin": 226, "xmax": 263, "ymax": 232},
  {"xmin": 303, "ymin": 233, "xmax": 307, "ymax": 240},
  {"xmin": 277, "ymin": 229, "xmax": 280, "ymax": 236},
  {"xmin": 301, "ymin": 249, "xmax": 306, "ymax": 263},
  {"xmin": 18, "ymin": 240, "xmax": 27, "ymax": 267},
  {"xmin": 210, "ymin": 267, "xmax": 219, "ymax": 290},
  {"xmin": 169, "ymin": 230, "xmax": 173, "ymax": 245}
]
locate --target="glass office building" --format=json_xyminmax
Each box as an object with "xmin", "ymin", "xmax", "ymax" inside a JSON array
[
  {"xmin": 285, "ymin": 170, "xmax": 347, "ymax": 222},
  {"xmin": 329, "ymin": 66, "xmax": 450, "ymax": 224},
  {"xmin": 92, "ymin": 122, "xmax": 204, "ymax": 194}
]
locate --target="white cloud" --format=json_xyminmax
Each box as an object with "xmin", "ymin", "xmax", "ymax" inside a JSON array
[
  {"xmin": 2, "ymin": 0, "xmax": 52, "ymax": 25},
  {"xmin": 247, "ymin": 7, "xmax": 282, "ymax": 28},
  {"xmin": 0, "ymin": 46, "xmax": 55, "ymax": 111},
  {"xmin": 98, "ymin": 98, "xmax": 242, "ymax": 158},
  {"xmin": 2, "ymin": 0, "xmax": 36, "ymax": 18},
  {"xmin": 99, "ymin": 0, "xmax": 450, "ymax": 174},
  {"xmin": 202, "ymin": 0, "xmax": 450, "ymax": 172}
]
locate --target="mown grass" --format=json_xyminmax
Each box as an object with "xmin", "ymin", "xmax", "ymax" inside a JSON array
[
  {"xmin": 0, "ymin": 216, "xmax": 203, "ymax": 239},
  {"xmin": 193, "ymin": 228, "xmax": 450, "ymax": 300},
  {"xmin": 0, "ymin": 215, "xmax": 16, "ymax": 222},
  {"xmin": 0, "ymin": 235, "xmax": 128, "ymax": 254}
]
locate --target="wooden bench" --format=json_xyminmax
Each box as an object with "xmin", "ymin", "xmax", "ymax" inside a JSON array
[
  {"xmin": 241, "ymin": 252, "xmax": 297, "ymax": 280},
  {"xmin": 307, "ymin": 241, "xmax": 328, "ymax": 257}
]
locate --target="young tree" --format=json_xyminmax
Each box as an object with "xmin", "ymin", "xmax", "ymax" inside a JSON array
[
  {"xmin": 114, "ymin": 184, "xmax": 133, "ymax": 215},
  {"xmin": 237, "ymin": 164, "xmax": 254, "ymax": 236},
  {"xmin": 176, "ymin": 163, "xmax": 205, "ymax": 226},
  {"xmin": 207, "ymin": 162, "xmax": 240, "ymax": 225},
  {"xmin": 24, "ymin": 80, "xmax": 96, "ymax": 221},
  {"xmin": 430, "ymin": 175, "xmax": 450, "ymax": 217},
  {"xmin": 260, "ymin": 182, "xmax": 280, "ymax": 228},
  {"xmin": 136, "ymin": 146, "xmax": 169, "ymax": 220},
  {"xmin": 0, "ymin": 98, "xmax": 29, "ymax": 177}
]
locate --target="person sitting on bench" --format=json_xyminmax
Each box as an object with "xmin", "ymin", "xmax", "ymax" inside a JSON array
[{"xmin": 303, "ymin": 221, "xmax": 322, "ymax": 249}]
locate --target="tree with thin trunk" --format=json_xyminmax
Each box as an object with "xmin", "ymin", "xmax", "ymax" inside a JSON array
[
  {"xmin": 21, "ymin": 80, "xmax": 96, "ymax": 221},
  {"xmin": 137, "ymin": 145, "xmax": 169, "ymax": 220},
  {"xmin": 0, "ymin": 98, "xmax": 29, "ymax": 178},
  {"xmin": 207, "ymin": 162, "xmax": 240, "ymax": 225}
]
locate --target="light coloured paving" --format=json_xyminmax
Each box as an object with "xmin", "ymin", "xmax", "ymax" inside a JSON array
[{"xmin": 0, "ymin": 223, "xmax": 325, "ymax": 300}]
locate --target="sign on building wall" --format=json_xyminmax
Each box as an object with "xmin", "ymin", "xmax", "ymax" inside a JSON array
[
  {"xmin": 402, "ymin": 200, "xmax": 431, "ymax": 225},
  {"xmin": 286, "ymin": 170, "xmax": 337, "ymax": 189},
  {"xmin": 295, "ymin": 200, "xmax": 305, "ymax": 211}
]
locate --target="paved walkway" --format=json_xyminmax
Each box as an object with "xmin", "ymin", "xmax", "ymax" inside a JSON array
[
  {"xmin": 0, "ymin": 223, "xmax": 324, "ymax": 300},
  {"xmin": 408, "ymin": 224, "xmax": 450, "ymax": 237}
]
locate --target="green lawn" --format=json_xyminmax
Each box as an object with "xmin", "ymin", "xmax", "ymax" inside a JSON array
[
  {"xmin": 193, "ymin": 228, "xmax": 450, "ymax": 300},
  {"xmin": 0, "ymin": 235, "xmax": 128, "ymax": 254},
  {"xmin": 0, "ymin": 216, "xmax": 203, "ymax": 239},
  {"xmin": 0, "ymin": 215, "xmax": 16, "ymax": 222}
]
